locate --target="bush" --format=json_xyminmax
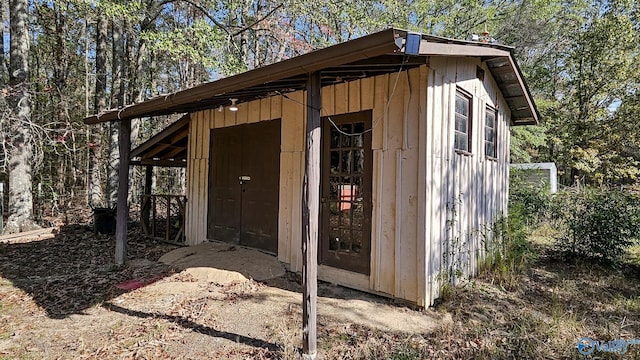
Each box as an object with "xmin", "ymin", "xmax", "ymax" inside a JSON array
[
  {"xmin": 482, "ymin": 208, "xmax": 532, "ymax": 289},
  {"xmin": 551, "ymin": 187, "xmax": 640, "ymax": 263},
  {"xmin": 509, "ymin": 171, "xmax": 551, "ymax": 226}
]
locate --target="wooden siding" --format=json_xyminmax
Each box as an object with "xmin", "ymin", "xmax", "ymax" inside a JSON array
[
  {"xmin": 185, "ymin": 60, "xmax": 511, "ymax": 306},
  {"xmin": 425, "ymin": 57, "xmax": 511, "ymax": 304}
]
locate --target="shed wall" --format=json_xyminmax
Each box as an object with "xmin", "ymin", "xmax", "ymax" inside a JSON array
[
  {"xmin": 185, "ymin": 59, "xmax": 511, "ymax": 306},
  {"xmin": 425, "ymin": 57, "xmax": 511, "ymax": 303}
]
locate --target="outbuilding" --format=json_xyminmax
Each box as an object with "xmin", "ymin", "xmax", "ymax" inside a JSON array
[{"xmin": 84, "ymin": 28, "xmax": 538, "ymax": 307}]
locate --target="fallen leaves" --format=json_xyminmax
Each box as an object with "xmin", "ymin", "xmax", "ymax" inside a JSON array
[{"xmin": 0, "ymin": 224, "xmax": 177, "ymax": 319}]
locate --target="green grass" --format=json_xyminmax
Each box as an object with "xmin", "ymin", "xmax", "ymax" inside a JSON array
[
  {"xmin": 305, "ymin": 221, "xmax": 640, "ymax": 359},
  {"xmin": 626, "ymin": 243, "xmax": 640, "ymax": 265}
]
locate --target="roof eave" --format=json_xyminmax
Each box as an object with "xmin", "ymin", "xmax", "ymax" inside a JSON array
[
  {"xmin": 506, "ymin": 53, "xmax": 540, "ymax": 125},
  {"xmin": 84, "ymin": 28, "xmax": 404, "ymax": 125}
]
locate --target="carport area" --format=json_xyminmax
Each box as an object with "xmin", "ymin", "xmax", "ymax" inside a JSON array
[{"xmin": 131, "ymin": 115, "xmax": 189, "ymax": 245}]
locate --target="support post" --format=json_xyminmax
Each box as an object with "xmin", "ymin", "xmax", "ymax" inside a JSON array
[
  {"xmin": 141, "ymin": 165, "xmax": 152, "ymax": 232},
  {"xmin": 115, "ymin": 118, "xmax": 131, "ymax": 265},
  {"xmin": 302, "ymin": 71, "xmax": 321, "ymax": 359},
  {"xmin": 0, "ymin": 183, "xmax": 3, "ymax": 233}
]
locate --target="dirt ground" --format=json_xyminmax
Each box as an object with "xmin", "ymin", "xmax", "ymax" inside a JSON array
[
  {"xmin": 0, "ymin": 225, "xmax": 447, "ymax": 359},
  {"xmin": 0, "ymin": 224, "xmax": 639, "ymax": 359}
]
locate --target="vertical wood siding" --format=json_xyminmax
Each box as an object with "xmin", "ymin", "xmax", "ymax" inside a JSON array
[
  {"xmin": 184, "ymin": 60, "xmax": 511, "ymax": 306},
  {"xmin": 425, "ymin": 57, "xmax": 512, "ymax": 305}
]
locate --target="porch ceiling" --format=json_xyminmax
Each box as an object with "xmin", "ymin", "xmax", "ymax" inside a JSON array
[
  {"xmin": 83, "ymin": 28, "xmax": 539, "ymax": 127},
  {"xmin": 130, "ymin": 114, "xmax": 189, "ymax": 167}
]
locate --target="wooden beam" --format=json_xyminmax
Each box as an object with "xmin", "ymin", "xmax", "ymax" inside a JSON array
[
  {"xmin": 418, "ymin": 41, "xmax": 510, "ymax": 58},
  {"xmin": 130, "ymin": 114, "xmax": 189, "ymax": 158},
  {"xmin": 142, "ymin": 165, "xmax": 152, "ymax": 232},
  {"xmin": 0, "ymin": 227, "xmax": 58, "ymax": 243},
  {"xmin": 142, "ymin": 142, "xmax": 174, "ymax": 158},
  {"xmin": 164, "ymin": 145, "xmax": 187, "ymax": 158},
  {"xmin": 137, "ymin": 159, "xmax": 187, "ymax": 167},
  {"xmin": 115, "ymin": 118, "xmax": 131, "ymax": 265},
  {"xmin": 302, "ymin": 71, "xmax": 321, "ymax": 359},
  {"xmin": 83, "ymin": 29, "xmax": 401, "ymax": 124}
]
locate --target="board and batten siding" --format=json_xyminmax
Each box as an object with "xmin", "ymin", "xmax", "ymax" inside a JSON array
[
  {"xmin": 425, "ymin": 57, "xmax": 511, "ymax": 303},
  {"xmin": 185, "ymin": 59, "xmax": 511, "ymax": 307}
]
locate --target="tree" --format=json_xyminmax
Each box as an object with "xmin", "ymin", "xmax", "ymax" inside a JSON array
[
  {"xmin": 88, "ymin": 10, "xmax": 108, "ymax": 207},
  {"xmin": 4, "ymin": 0, "xmax": 39, "ymax": 233}
]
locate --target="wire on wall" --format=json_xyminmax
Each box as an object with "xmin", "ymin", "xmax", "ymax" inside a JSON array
[{"xmin": 278, "ymin": 55, "xmax": 409, "ymax": 137}]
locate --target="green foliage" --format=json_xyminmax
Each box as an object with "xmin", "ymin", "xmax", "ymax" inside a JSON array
[
  {"xmin": 390, "ymin": 343, "xmax": 420, "ymax": 360},
  {"xmin": 482, "ymin": 208, "xmax": 532, "ymax": 289},
  {"xmin": 509, "ymin": 169, "xmax": 552, "ymax": 226},
  {"xmin": 551, "ymin": 187, "xmax": 640, "ymax": 263},
  {"xmin": 510, "ymin": 125, "xmax": 547, "ymax": 164},
  {"xmin": 141, "ymin": 19, "xmax": 230, "ymax": 72}
]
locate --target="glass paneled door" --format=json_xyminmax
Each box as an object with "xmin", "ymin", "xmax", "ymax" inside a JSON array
[{"xmin": 321, "ymin": 111, "xmax": 372, "ymax": 275}]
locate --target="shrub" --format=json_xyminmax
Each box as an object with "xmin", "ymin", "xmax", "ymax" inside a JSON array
[
  {"xmin": 509, "ymin": 170, "xmax": 551, "ymax": 226},
  {"xmin": 551, "ymin": 187, "xmax": 640, "ymax": 263},
  {"xmin": 482, "ymin": 208, "xmax": 532, "ymax": 288}
]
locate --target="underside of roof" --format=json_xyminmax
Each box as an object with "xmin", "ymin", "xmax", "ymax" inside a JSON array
[
  {"xmin": 85, "ymin": 28, "xmax": 538, "ymax": 128},
  {"xmin": 130, "ymin": 115, "xmax": 189, "ymax": 167}
]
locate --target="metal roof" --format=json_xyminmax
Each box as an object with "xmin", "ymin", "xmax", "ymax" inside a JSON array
[
  {"xmin": 85, "ymin": 28, "xmax": 538, "ymax": 127},
  {"xmin": 130, "ymin": 114, "xmax": 189, "ymax": 167}
]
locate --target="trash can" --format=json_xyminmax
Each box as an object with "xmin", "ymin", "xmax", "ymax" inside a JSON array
[{"xmin": 93, "ymin": 207, "xmax": 116, "ymax": 234}]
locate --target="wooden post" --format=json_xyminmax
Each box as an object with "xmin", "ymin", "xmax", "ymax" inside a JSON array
[
  {"xmin": 302, "ymin": 71, "xmax": 321, "ymax": 359},
  {"xmin": 141, "ymin": 165, "xmax": 152, "ymax": 235},
  {"xmin": 115, "ymin": 118, "xmax": 131, "ymax": 265},
  {"xmin": 0, "ymin": 183, "xmax": 3, "ymax": 233}
]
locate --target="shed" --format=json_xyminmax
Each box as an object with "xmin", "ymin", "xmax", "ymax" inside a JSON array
[
  {"xmin": 510, "ymin": 162, "xmax": 558, "ymax": 193},
  {"xmin": 85, "ymin": 28, "xmax": 538, "ymax": 307}
]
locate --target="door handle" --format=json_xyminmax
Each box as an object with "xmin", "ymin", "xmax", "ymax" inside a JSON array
[{"xmin": 239, "ymin": 175, "xmax": 251, "ymax": 185}]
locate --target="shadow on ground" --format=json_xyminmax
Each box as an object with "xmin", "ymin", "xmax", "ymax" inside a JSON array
[
  {"xmin": 0, "ymin": 224, "xmax": 177, "ymax": 319},
  {"xmin": 103, "ymin": 302, "xmax": 280, "ymax": 352}
]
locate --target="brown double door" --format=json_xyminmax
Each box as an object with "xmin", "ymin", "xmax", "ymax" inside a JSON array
[
  {"xmin": 321, "ymin": 111, "xmax": 373, "ymax": 275},
  {"xmin": 207, "ymin": 119, "xmax": 280, "ymax": 254}
]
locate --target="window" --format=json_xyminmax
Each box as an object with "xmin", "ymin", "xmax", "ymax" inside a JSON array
[
  {"xmin": 454, "ymin": 90, "xmax": 472, "ymax": 152},
  {"xmin": 485, "ymin": 106, "xmax": 497, "ymax": 158}
]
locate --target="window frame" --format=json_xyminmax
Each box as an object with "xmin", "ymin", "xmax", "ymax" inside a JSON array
[
  {"xmin": 454, "ymin": 88, "xmax": 473, "ymax": 154},
  {"xmin": 484, "ymin": 105, "xmax": 498, "ymax": 159}
]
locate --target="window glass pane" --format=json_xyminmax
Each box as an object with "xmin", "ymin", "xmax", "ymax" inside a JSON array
[
  {"xmin": 340, "ymin": 124, "xmax": 352, "ymax": 147},
  {"xmin": 340, "ymin": 229, "xmax": 351, "ymax": 252},
  {"xmin": 485, "ymin": 107, "xmax": 497, "ymax": 158},
  {"xmin": 341, "ymin": 151, "xmax": 352, "ymax": 173},
  {"xmin": 486, "ymin": 111, "xmax": 495, "ymax": 128},
  {"xmin": 353, "ymin": 122, "xmax": 365, "ymax": 148},
  {"xmin": 330, "ymin": 151, "xmax": 340, "ymax": 174},
  {"xmin": 329, "ymin": 177, "xmax": 341, "ymax": 200},
  {"xmin": 455, "ymin": 94, "xmax": 469, "ymax": 116},
  {"xmin": 352, "ymin": 230, "xmax": 363, "ymax": 253},
  {"xmin": 354, "ymin": 149, "xmax": 364, "ymax": 173},
  {"xmin": 485, "ymin": 127, "xmax": 494, "ymax": 142},
  {"xmin": 485, "ymin": 143, "xmax": 495, "ymax": 157},
  {"xmin": 329, "ymin": 228, "xmax": 340, "ymax": 250},
  {"xmin": 455, "ymin": 114, "xmax": 467, "ymax": 133},
  {"xmin": 330, "ymin": 127, "xmax": 340, "ymax": 148},
  {"xmin": 455, "ymin": 133, "xmax": 468, "ymax": 152},
  {"xmin": 455, "ymin": 90, "xmax": 471, "ymax": 152}
]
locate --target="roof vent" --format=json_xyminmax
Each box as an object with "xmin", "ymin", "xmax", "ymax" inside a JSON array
[{"xmin": 467, "ymin": 31, "xmax": 497, "ymax": 44}]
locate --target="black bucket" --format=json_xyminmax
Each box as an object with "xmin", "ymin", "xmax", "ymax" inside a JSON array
[{"xmin": 93, "ymin": 207, "xmax": 116, "ymax": 234}]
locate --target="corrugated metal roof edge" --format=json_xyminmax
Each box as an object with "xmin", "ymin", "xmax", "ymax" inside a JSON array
[
  {"xmin": 506, "ymin": 51, "xmax": 540, "ymax": 125},
  {"xmin": 84, "ymin": 28, "xmax": 404, "ymax": 124},
  {"xmin": 84, "ymin": 27, "xmax": 539, "ymax": 126}
]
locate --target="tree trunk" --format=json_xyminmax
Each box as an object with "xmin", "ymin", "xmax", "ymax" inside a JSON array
[
  {"xmin": 5, "ymin": 0, "xmax": 39, "ymax": 234},
  {"xmin": 107, "ymin": 19, "xmax": 125, "ymax": 208},
  {"xmin": 0, "ymin": 0, "xmax": 8, "ymax": 86},
  {"xmin": 89, "ymin": 12, "xmax": 108, "ymax": 208}
]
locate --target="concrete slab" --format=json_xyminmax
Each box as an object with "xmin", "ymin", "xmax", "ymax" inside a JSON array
[{"xmin": 158, "ymin": 242, "xmax": 286, "ymax": 283}]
